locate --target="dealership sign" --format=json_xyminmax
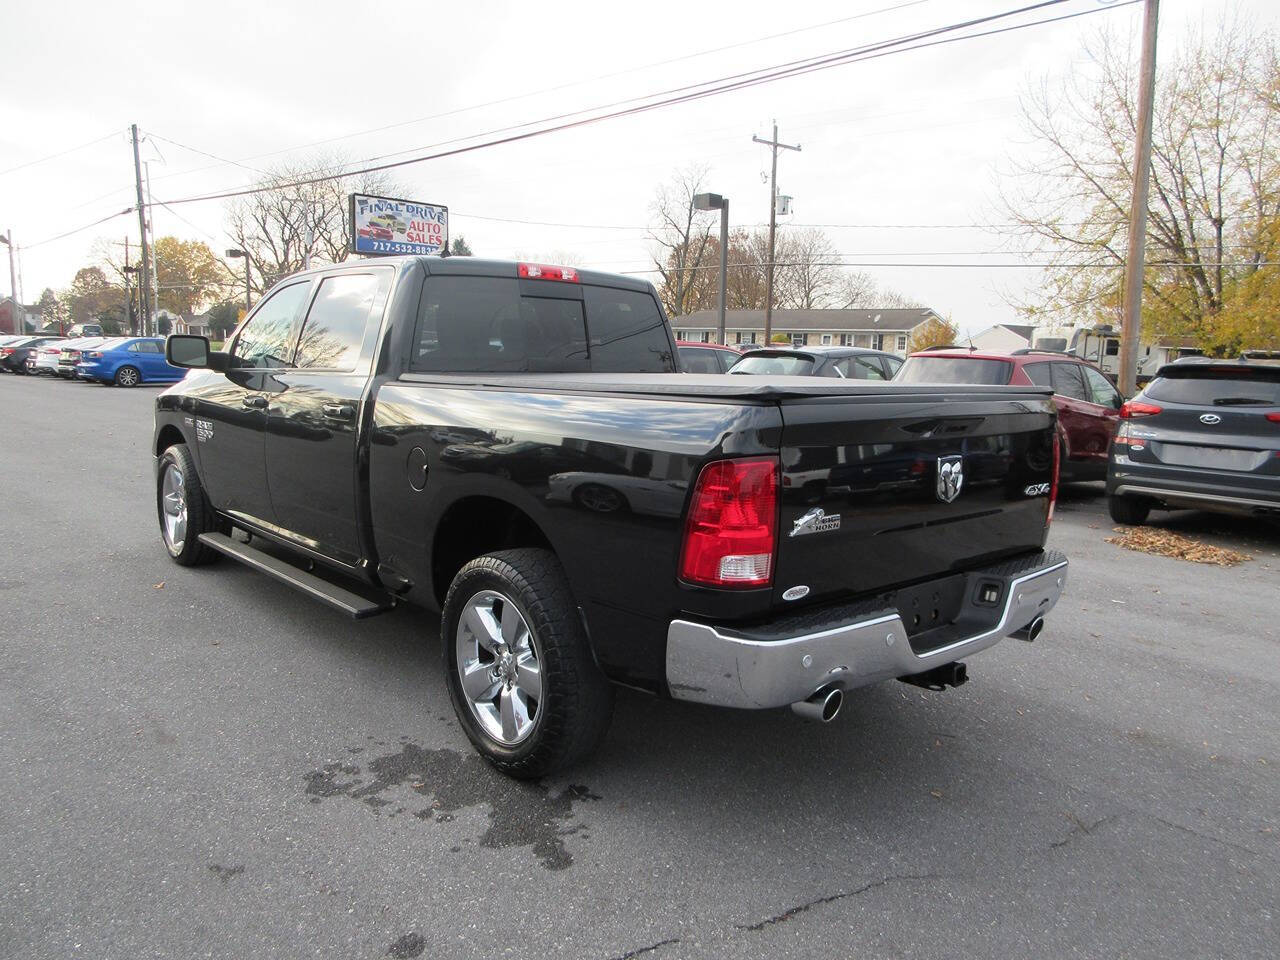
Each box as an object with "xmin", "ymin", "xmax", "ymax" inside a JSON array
[{"xmin": 349, "ymin": 193, "xmax": 448, "ymax": 256}]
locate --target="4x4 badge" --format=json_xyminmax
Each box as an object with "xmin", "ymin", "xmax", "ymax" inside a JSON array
[{"xmin": 936, "ymin": 456, "xmax": 964, "ymax": 503}]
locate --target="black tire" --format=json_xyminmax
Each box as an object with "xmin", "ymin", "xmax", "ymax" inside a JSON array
[
  {"xmin": 1108, "ymin": 494, "xmax": 1151, "ymax": 525},
  {"xmin": 442, "ymin": 548, "xmax": 614, "ymax": 778},
  {"xmin": 156, "ymin": 443, "xmax": 221, "ymax": 566},
  {"xmin": 115, "ymin": 365, "xmax": 141, "ymax": 387}
]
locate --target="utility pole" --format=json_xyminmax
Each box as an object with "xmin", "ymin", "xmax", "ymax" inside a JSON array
[
  {"xmin": 752, "ymin": 120, "xmax": 800, "ymax": 346},
  {"xmin": 145, "ymin": 161, "xmax": 160, "ymax": 329},
  {"xmin": 131, "ymin": 124, "xmax": 153, "ymax": 338},
  {"xmin": 1119, "ymin": 0, "xmax": 1160, "ymax": 397},
  {"xmin": 123, "ymin": 237, "xmax": 133, "ymax": 335},
  {"xmin": 2, "ymin": 231, "xmax": 17, "ymax": 334}
]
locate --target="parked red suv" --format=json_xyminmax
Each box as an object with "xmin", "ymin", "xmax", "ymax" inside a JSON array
[{"xmin": 896, "ymin": 348, "xmax": 1124, "ymax": 481}]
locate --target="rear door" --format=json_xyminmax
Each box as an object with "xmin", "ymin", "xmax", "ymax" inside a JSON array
[
  {"xmin": 1124, "ymin": 366, "xmax": 1280, "ymax": 496},
  {"xmin": 265, "ymin": 268, "xmax": 391, "ymax": 565},
  {"xmin": 1048, "ymin": 361, "xmax": 1112, "ymax": 471}
]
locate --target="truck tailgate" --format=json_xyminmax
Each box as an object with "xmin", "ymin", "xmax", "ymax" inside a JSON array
[{"xmin": 773, "ymin": 391, "xmax": 1057, "ymax": 606}]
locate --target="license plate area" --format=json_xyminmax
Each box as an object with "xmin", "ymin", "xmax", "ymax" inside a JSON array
[
  {"xmin": 1155, "ymin": 443, "xmax": 1264, "ymax": 472},
  {"xmin": 883, "ymin": 573, "xmax": 968, "ymax": 647}
]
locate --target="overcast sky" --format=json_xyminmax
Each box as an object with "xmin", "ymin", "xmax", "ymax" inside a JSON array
[{"xmin": 4, "ymin": 0, "xmax": 1278, "ymax": 333}]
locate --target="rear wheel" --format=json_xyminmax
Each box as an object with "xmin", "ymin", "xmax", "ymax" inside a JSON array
[
  {"xmin": 115, "ymin": 365, "xmax": 141, "ymax": 387},
  {"xmin": 442, "ymin": 548, "xmax": 614, "ymax": 778},
  {"xmin": 157, "ymin": 443, "xmax": 220, "ymax": 566},
  {"xmin": 1108, "ymin": 494, "xmax": 1151, "ymax": 526}
]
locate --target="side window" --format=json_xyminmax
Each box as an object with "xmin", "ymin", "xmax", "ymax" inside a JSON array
[
  {"xmin": 1050, "ymin": 362, "xmax": 1090, "ymax": 401},
  {"xmin": 1083, "ymin": 366, "xmax": 1121, "ymax": 408},
  {"xmin": 582, "ymin": 286, "xmax": 674, "ymax": 373},
  {"xmin": 139, "ymin": 341, "xmax": 162, "ymax": 354},
  {"xmin": 1023, "ymin": 362, "xmax": 1052, "ymax": 387},
  {"xmin": 882, "ymin": 356, "xmax": 903, "ymax": 378},
  {"xmin": 128, "ymin": 341, "xmax": 142, "ymax": 352},
  {"xmin": 293, "ymin": 273, "xmax": 380, "ymax": 370},
  {"xmin": 835, "ymin": 356, "xmax": 887, "ymax": 380},
  {"xmin": 414, "ymin": 276, "xmax": 588, "ymax": 373},
  {"xmin": 232, "ymin": 282, "xmax": 310, "ymax": 369},
  {"xmin": 680, "ymin": 348, "xmax": 718, "ymax": 374}
]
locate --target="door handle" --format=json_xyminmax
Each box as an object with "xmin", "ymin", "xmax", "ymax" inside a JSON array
[
  {"xmin": 322, "ymin": 403, "xmax": 355, "ymax": 419},
  {"xmin": 242, "ymin": 395, "xmax": 268, "ymax": 409}
]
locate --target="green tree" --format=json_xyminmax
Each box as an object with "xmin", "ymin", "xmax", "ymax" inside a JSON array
[
  {"xmin": 907, "ymin": 315, "xmax": 960, "ymax": 353},
  {"xmin": 448, "ymin": 236, "xmax": 473, "ymax": 256},
  {"xmin": 999, "ymin": 19, "xmax": 1280, "ymax": 349},
  {"xmin": 153, "ymin": 237, "xmax": 225, "ymax": 315}
]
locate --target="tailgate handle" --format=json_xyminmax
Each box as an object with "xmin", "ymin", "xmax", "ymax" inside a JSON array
[
  {"xmin": 241, "ymin": 395, "xmax": 267, "ymax": 409},
  {"xmin": 323, "ymin": 403, "xmax": 355, "ymax": 419}
]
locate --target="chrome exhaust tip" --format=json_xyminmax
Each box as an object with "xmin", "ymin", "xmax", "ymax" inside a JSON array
[
  {"xmin": 791, "ymin": 686, "xmax": 844, "ymax": 723},
  {"xmin": 1013, "ymin": 616, "xmax": 1045, "ymax": 642}
]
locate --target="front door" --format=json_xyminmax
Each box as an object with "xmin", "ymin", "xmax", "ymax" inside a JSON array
[
  {"xmin": 191, "ymin": 280, "xmax": 312, "ymax": 526},
  {"xmin": 265, "ymin": 269, "xmax": 389, "ymax": 566}
]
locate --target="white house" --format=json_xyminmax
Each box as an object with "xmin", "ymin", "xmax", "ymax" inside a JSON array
[
  {"xmin": 968, "ymin": 323, "xmax": 1034, "ymax": 353},
  {"xmin": 672, "ymin": 307, "xmax": 945, "ymax": 356}
]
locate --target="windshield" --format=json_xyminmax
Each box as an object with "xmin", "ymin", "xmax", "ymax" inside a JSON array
[
  {"xmin": 728, "ymin": 353, "xmax": 815, "ymax": 376},
  {"xmin": 896, "ymin": 356, "xmax": 1013, "ymax": 385},
  {"xmin": 1146, "ymin": 367, "xmax": 1280, "ymax": 405}
]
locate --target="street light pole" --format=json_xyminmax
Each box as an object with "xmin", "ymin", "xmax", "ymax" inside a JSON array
[
  {"xmin": 131, "ymin": 124, "xmax": 153, "ymax": 338},
  {"xmin": 227, "ymin": 249, "xmax": 252, "ymax": 314},
  {"xmin": 1119, "ymin": 0, "xmax": 1161, "ymax": 396},
  {"xmin": 694, "ymin": 193, "xmax": 730, "ymax": 346}
]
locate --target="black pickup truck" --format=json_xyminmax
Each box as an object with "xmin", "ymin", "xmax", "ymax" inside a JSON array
[{"xmin": 155, "ymin": 256, "xmax": 1067, "ymax": 777}]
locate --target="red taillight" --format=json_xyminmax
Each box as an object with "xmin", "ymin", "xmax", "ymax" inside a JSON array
[
  {"xmin": 1266, "ymin": 412, "xmax": 1280, "ymax": 423},
  {"xmin": 518, "ymin": 262, "xmax": 579, "ymax": 283},
  {"xmin": 679, "ymin": 458, "xmax": 778, "ymax": 588},
  {"xmin": 1120, "ymin": 401, "xmax": 1162, "ymax": 419},
  {"xmin": 0, "ymin": 349, "xmax": 11, "ymax": 357},
  {"xmin": 1048, "ymin": 434, "xmax": 1060, "ymax": 525}
]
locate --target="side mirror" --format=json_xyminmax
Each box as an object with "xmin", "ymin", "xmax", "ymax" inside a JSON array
[{"xmin": 166, "ymin": 334, "xmax": 228, "ymax": 371}]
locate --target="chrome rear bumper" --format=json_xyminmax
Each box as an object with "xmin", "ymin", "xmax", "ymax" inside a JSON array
[{"xmin": 666, "ymin": 550, "xmax": 1067, "ymax": 709}]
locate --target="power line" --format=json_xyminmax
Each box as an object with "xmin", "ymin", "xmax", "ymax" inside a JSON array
[
  {"xmin": 0, "ymin": 130, "xmax": 122, "ymax": 177},
  {"xmin": 134, "ymin": 0, "xmax": 936, "ymax": 189},
  {"xmin": 617, "ymin": 259, "xmax": 1276, "ymax": 273},
  {"xmin": 19, "ymin": 0, "xmax": 1133, "ymax": 251},
  {"xmin": 152, "ymin": 0, "xmax": 1117, "ymax": 208},
  {"xmin": 23, "ymin": 208, "xmax": 135, "ymax": 250}
]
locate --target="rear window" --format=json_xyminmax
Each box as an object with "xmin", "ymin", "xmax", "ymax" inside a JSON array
[
  {"xmin": 411, "ymin": 277, "xmax": 673, "ymax": 374},
  {"xmin": 1146, "ymin": 367, "xmax": 1280, "ymax": 406},
  {"xmin": 728, "ymin": 353, "xmax": 815, "ymax": 376},
  {"xmin": 896, "ymin": 356, "xmax": 1012, "ymax": 385}
]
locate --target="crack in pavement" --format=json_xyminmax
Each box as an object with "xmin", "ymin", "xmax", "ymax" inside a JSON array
[
  {"xmin": 606, "ymin": 937, "xmax": 681, "ymax": 959},
  {"xmin": 737, "ymin": 874, "xmax": 943, "ymax": 932},
  {"xmin": 1050, "ymin": 811, "xmax": 1116, "ymax": 849}
]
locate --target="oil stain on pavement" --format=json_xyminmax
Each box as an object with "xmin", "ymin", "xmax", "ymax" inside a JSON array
[{"xmin": 303, "ymin": 741, "xmax": 600, "ymax": 870}]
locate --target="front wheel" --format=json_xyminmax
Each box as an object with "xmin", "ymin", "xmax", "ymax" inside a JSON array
[
  {"xmin": 156, "ymin": 443, "xmax": 221, "ymax": 565},
  {"xmin": 1108, "ymin": 494, "xmax": 1151, "ymax": 525},
  {"xmin": 442, "ymin": 548, "xmax": 614, "ymax": 778},
  {"xmin": 115, "ymin": 365, "xmax": 141, "ymax": 387}
]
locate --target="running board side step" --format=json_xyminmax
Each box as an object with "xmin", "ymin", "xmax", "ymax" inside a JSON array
[{"xmin": 197, "ymin": 532, "xmax": 395, "ymax": 619}]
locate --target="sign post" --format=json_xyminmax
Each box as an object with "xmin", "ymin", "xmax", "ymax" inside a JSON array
[{"xmin": 349, "ymin": 194, "xmax": 448, "ymax": 257}]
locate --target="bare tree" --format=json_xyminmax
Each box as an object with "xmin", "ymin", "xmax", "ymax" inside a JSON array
[
  {"xmin": 648, "ymin": 166, "xmax": 719, "ymax": 317},
  {"xmin": 223, "ymin": 155, "xmax": 406, "ymax": 296},
  {"xmin": 997, "ymin": 18, "xmax": 1280, "ymax": 346}
]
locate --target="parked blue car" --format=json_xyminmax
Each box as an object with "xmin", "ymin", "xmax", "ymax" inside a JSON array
[{"xmin": 75, "ymin": 337, "xmax": 186, "ymax": 387}]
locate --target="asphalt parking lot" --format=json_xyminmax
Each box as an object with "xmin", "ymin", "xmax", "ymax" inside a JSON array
[{"xmin": 1, "ymin": 374, "xmax": 1277, "ymax": 960}]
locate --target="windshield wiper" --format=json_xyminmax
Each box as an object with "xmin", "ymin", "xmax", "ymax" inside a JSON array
[{"xmin": 1212, "ymin": 397, "xmax": 1269, "ymax": 405}]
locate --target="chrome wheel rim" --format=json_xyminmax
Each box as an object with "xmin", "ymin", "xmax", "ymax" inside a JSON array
[
  {"xmin": 119, "ymin": 367, "xmax": 138, "ymax": 386},
  {"xmin": 455, "ymin": 590, "xmax": 542, "ymax": 745},
  {"xmin": 160, "ymin": 463, "xmax": 188, "ymax": 553}
]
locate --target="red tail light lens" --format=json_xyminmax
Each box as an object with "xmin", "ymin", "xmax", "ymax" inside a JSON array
[
  {"xmin": 1266, "ymin": 412, "xmax": 1280, "ymax": 424},
  {"xmin": 0, "ymin": 349, "xmax": 11, "ymax": 357},
  {"xmin": 679, "ymin": 458, "xmax": 778, "ymax": 588},
  {"xmin": 1120, "ymin": 401, "xmax": 1162, "ymax": 419},
  {"xmin": 1047, "ymin": 433, "xmax": 1060, "ymax": 525},
  {"xmin": 518, "ymin": 262, "xmax": 579, "ymax": 283}
]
